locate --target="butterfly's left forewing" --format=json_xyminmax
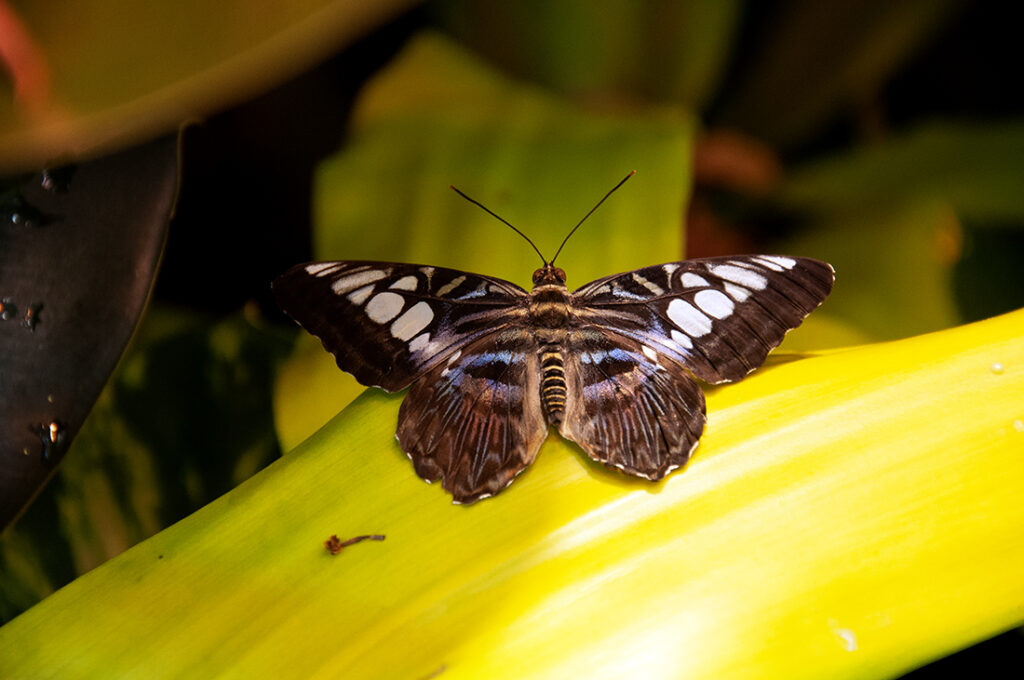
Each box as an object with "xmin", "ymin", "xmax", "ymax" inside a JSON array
[{"xmin": 273, "ymin": 261, "xmax": 529, "ymax": 391}]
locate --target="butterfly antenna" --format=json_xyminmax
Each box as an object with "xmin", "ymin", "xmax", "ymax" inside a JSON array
[
  {"xmin": 550, "ymin": 170, "xmax": 635, "ymax": 266},
  {"xmin": 449, "ymin": 185, "xmax": 547, "ymax": 265}
]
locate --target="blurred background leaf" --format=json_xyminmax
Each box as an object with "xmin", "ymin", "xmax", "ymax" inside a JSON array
[
  {"xmin": 711, "ymin": 0, "xmax": 963, "ymax": 147},
  {"xmin": 432, "ymin": 0, "xmax": 742, "ymax": 108},
  {"xmin": 2, "ymin": 0, "xmax": 1023, "ymax": 675},
  {"xmin": 780, "ymin": 121, "xmax": 1024, "ymax": 220},
  {"xmin": 0, "ymin": 0, "xmax": 420, "ymax": 173}
]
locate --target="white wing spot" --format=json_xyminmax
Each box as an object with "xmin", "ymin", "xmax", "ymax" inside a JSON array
[
  {"xmin": 447, "ymin": 349, "xmax": 462, "ymax": 366},
  {"xmin": 305, "ymin": 262, "xmax": 340, "ymax": 276},
  {"xmin": 667, "ymin": 299, "xmax": 712, "ymax": 337},
  {"xmin": 756, "ymin": 255, "xmax": 797, "ymax": 270},
  {"xmin": 723, "ymin": 282, "xmax": 751, "ymax": 302},
  {"xmin": 710, "ymin": 264, "xmax": 767, "ymax": 290},
  {"xmin": 694, "ymin": 289, "xmax": 735, "ymax": 319},
  {"xmin": 332, "ymin": 269, "xmax": 387, "ymax": 295},
  {"xmin": 409, "ymin": 332, "xmax": 431, "ymax": 353},
  {"xmin": 421, "ymin": 338, "xmax": 446, "ymax": 357},
  {"xmin": 391, "ymin": 301, "xmax": 434, "ymax": 341},
  {"xmin": 436, "ymin": 275, "xmax": 467, "ymax": 297},
  {"xmin": 366, "ymin": 292, "xmax": 404, "ymax": 323},
  {"xmin": 681, "ymin": 273, "xmax": 710, "ymax": 288},
  {"xmin": 747, "ymin": 257, "xmax": 783, "ymax": 272},
  {"xmin": 632, "ymin": 273, "xmax": 665, "ymax": 296},
  {"xmin": 670, "ymin": 329, "xmax": 693, "ymax": 349},
  {"xmin": 663, "ymin": 263, "xmax": 679, "ymax": 276},
  {"xmin": 347, "ymin": 284, "xmax": 375, "ymax": 306},
  {"xmin": 641, "ymin": 345, "xmax": 659, "ymax": 362},
  {"xmin": 390, "ymin": 276, "xmax": 419, "ymax": 291}
]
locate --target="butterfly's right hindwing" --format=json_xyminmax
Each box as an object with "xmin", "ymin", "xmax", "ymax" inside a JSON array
[
  {"xmin": 272, "ymin": 261, "xmax": 529, "ymax": 392},
  {"xmin": 559, "ymin": 328, "xmax": 706, "ymax": 480}
]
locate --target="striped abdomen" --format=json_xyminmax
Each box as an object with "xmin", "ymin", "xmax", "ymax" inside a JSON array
[{"xmin": 540, "ymin": 348, "xmax": 566, "ymax": 423}]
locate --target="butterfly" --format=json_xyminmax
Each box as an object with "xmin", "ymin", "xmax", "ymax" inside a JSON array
[{"xmin": 273, "ymin": 173, "xmax": 834, "ymax": 503}]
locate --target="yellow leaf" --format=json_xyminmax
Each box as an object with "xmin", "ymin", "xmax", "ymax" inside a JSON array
[{"xmin": 2, "ymin": 309, "xmax": 1022, "ymax": 678}]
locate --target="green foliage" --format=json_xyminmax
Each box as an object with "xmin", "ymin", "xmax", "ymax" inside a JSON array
[
  {"xmin": 3, "ymin": 1, "xmax": 1023, "ymax": 676},
  {"xmin": 0, "ymin": 308, "xmax": 293, "ymax": 622}
]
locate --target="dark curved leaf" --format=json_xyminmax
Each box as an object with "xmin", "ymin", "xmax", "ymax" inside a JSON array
[{"xmin": 0, "ymin": 134, "xmax": 179, "ymax": 529}]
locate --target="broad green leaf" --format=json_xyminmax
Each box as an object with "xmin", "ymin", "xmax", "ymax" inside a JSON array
[
  {"xmin": 781, "ymin": 199, "xmax": 961, "ymax": 340},
  {"xmin": 781, "ymin": 120, "xmax": 1024, "ymax": 222},
  {"xmin": 775, "ymin": 121, "xmax": 1024, "ymax": 340},
  {"xmin": 313, "ymin": 32, "xmax": 694, "ymax": 284},
  {"xmin": 2, "ymin": 305, "xmax": 1022, "ymax": 678}
]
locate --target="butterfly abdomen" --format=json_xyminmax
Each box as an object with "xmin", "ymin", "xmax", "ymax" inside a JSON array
[
  {"xmin": 540, "ymin": 348, "xmax": 567, "ymax": 423},
  {"xmin": 528, "ymin": 274, "xmax": 574, "ymax": 423}
]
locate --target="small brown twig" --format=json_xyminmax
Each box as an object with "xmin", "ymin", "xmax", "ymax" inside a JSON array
[{"xmin": 324, "ymin": 534, "xmax": 385, "ymax": 555}]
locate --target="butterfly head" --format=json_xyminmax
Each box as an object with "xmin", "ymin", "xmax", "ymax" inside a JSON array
[{"xmin": 532, "ymin": 263, "xmax": 567, "ymax": 287}]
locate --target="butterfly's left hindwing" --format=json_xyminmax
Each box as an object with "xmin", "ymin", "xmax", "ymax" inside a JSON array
[
  {"xmin": 273, "ymin": 261, "xmax": 529, "ymax": 391},
  {"xmin": 397, "ymin": 330, "xmax": 547, "ymax": 503}
]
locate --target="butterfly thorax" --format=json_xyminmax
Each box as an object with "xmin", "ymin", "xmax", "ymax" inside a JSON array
[
  {"xmin": 528, "ymin": 264, "xmax": 572, "ymax": 423},
  {"xmin": 528, "ymin": 262, "xmax": 568, "ymax": 313}
]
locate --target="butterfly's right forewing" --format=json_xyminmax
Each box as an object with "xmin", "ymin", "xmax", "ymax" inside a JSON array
[
  {"xmin": 572, "ymin": 255, "xmax": 835, "ymax": 384},
  {"xmin": 558, "ymin": 255, "xmax": 833, "ymax": 479}
]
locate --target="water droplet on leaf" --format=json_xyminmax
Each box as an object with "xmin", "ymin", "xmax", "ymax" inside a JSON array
[{"xmin": 30, "ymin": 420, "xmax": 66, "ymax": 463}]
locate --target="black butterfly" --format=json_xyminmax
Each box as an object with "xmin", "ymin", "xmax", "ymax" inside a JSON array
[{"xmin": 273, "ymin": 175, "xmax": 834, "ymax": 503}]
